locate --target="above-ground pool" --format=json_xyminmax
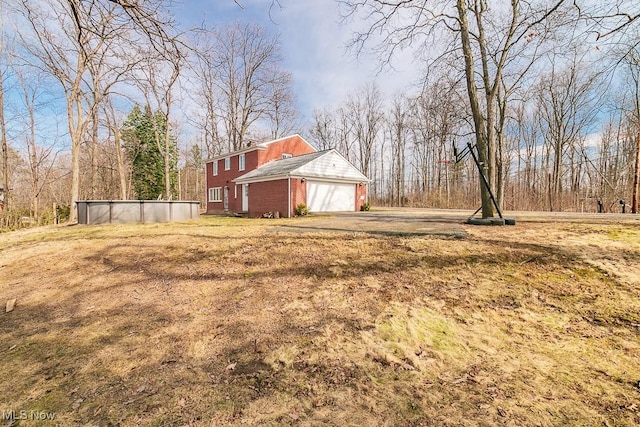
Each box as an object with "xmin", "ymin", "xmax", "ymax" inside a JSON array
[{"xmin": 76, "ymin": 200, "xmax": 201, "ymax": 224}]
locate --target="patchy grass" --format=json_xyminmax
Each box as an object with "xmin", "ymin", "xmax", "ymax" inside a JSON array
[{"xmin": 1, "ymin": 215, "xmax": 639, "ymax": 426}]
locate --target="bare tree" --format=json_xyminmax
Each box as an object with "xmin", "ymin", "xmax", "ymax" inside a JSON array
[
  {"xmin": 137, "ymin": 47, "xmax": 183, "ymax": 199},
  {"xmin": 578, "ymin": 2, "xmax": 640, "ymax": 213},
  {"xmin": 265, "ymin": 68, "xmax": 300, "ymax": 139},
  {"xmin": 309, "ymin": 108, "xmax": 337, "ymax": 151},
  {"xmin": 211, "ymin": 22, "xmax": 291, "ymax": 151},
  {"xmin": 577, "ymin": 1, "xmax": 640, "ymax": 43},
  {"xmin": 180, "ymin": 144, "xmax": 205, "ymax": 202},
  {"xmin": 388, "ymin": 95, "xmax": 409, "ymax": 205},
  {"xmin": 188, "ymin": 29, "xmax": 226, "ymax": 158},
  {"xmin": 103, "ymin": 97, "xmax": 129, "ymax": 199},
  {"xmin": 535, "ymin": 56, "xmax": 603, "ymax": 210},
  {"xmin": 335, "ymin": 106, "xmax": 355, "ymax": 162},
  {"xmin": 582, "ymin": 115, "xmax": 631, "ymax": 211},
  {"xmin": 346, "ymin": 83, "xmax": 385, "ymax": 178},
  {"xmin": 407, "ymin": 73, "xmax": 464, "ymax": 206},
  {"xmin": 341, "ymin": 0, "xmax": 572, "ymax": 218},
  {"xmin": 623, "ymin": 48, "xmax": 640, "ymax": 213},
  {"xmin": 13, "ymin": 66, "xmax": 60, "ymax": 219},
  {"xmin": 83, "ymin": 8, "xmax": 140, "ymax": 199},
  {"xmin": 0, "ymin": 33, "xmax": 8, "ymax": 212},
  {"xmin": 16, "ymin": 0, "xmax": 177, "ymax": 222},
  {"xmin": 509, "ymin": 100, "xmax": 545, "ymax": 210},
  {"xmin": 18, "ymin": 0, "xmax": 91, "ymax": 222}
]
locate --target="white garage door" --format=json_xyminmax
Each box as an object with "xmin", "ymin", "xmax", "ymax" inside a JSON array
[{"xmin": 307, "ymin": 181, "xmax": 355, "ymax": 212}]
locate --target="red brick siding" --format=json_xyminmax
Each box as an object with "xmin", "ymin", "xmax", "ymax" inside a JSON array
[
  {"xmin": 259, "ymin": 135, "xmax": 316, "ymax": 164},
  {"xmin": 205, "ymin": 161, "xmax": 223, "ymax": 213},
  {"xmin": 290, "ymin": 179, "xmax": 306, "ymax": 216},
  {"xmin": 206, "ymin": 151, "xmax": 261, "ymax": 213},
  {"xmin": 205, "ymin": 136, "xmax": 316, "ymax": 214},
  {"xmin": 229, "ymin": 184, "xmax": 241, "ymax": 212},
  {"xmin": 247, "ymin": 179, "xmax": 290, "ymax": 218},
  {"xmin": 245, "ymin": 150, "xmax": 260, "ymax": 170},
  {"xmin": 356, "ymin": 183, "xmax": 367, "ymax": 211}
]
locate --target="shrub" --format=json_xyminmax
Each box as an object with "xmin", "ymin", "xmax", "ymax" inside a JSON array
[
  {"xmin": 295, "ymin": 203, "xmax": 309, "ymax": 216},
  {"xmin": 56, "ymin": 205, "xmax": 71, "ymax": 222},
  {"xmin": 0, "ymin": 208, "xmax": 37, "ymax": 232},
  {"xmin": 360, "ymin": 202, "xmax": 370, "ymax": 211}
]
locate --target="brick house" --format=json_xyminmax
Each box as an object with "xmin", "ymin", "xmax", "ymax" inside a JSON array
[{"xmin": 205, "ymin": 134, "xmax": 368, "ymax": 217}]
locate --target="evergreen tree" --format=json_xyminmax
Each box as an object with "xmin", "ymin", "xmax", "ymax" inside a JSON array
[{"xmin": 122, "ymin": 105, "xmax": 178, "ymax": 200}]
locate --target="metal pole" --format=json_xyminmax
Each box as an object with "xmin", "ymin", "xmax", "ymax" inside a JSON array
[
  {"xmin": 467, "ymin": 206, "xmax": 482, "ymax": 222},
  {"xmin": 467, "ymin": 142, "xmax": 503, "ymax": 219}
]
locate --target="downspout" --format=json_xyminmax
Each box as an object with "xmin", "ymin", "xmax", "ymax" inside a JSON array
[{"xmin": 287, "ymin": 175, "xmax": 291, "ymax": 218}]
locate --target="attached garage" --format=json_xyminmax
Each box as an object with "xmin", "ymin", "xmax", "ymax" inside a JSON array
[
  {"xmin": 234, "ymin": 149, "xmax": 368, "ymax": 217},
  {"xmin": 307, "ymin": 181, "xmax": 355, "ymax": 212}
]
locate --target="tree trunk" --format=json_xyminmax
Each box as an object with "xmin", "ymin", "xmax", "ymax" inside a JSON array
[
  {"xmin": 106, "ymin": 102, "xmax": 128, "ymax": 200},
  {"xmin": 0, "ymin": 66, "xmax": 8, "ymax": 212},
  {"xmin": 632, "ymin": 127, "xmax": 640, "ymax": 214},
  {"xmin": 457, "ymin": 0, "xmax": 493, "ymax": 218},
  {"xmin": 115, "ymin": 130, "xmax": 128, "ymax": 200},
  {"xmin": 164, "ymin": 123, "xmax": 171, "ymax": 199},
  {"xmin": 28, "ymin": 97, "xmax": 39, "ymax": 218},
  {"xmin": 69, "ymin": 95, "xmax": 83, "ymax": 223},
  {"xmin": 91, "ymin": 100, "xmax": 99, "ymax": 198}
]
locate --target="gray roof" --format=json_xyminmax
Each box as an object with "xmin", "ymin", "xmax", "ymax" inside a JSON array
[
  {"xmin": 234, "ymin": 150, "xmax": 329, "ymax": 181},
  {"xmin": 234, "ymin": 149, "xmax": 369, "ymax": 184}
]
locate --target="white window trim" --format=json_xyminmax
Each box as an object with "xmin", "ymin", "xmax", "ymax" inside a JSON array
[
  {"xmin": 213, "ymin": 161, "xmax": 218, "ymax": 176},
  {"xmin": 239, "ymin": 153, "xmax": 245, "ymax": 171},
  {"xmin": 224, "ymin": 157, "xmax": 231, "ymax": 170},
  {"xmin": 209, "ymin": 187, "xmax": 222, "ymax": 202}
]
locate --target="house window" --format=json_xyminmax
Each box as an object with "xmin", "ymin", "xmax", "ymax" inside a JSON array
[
  {"xmin": 209, "ymin": 187, "xmax": 222, "ymax": 202},
  {"xmin": 213, "ymin": 161, "xmax": 218, "ymax": 176},
  {"xmin": 224, "ymin": 157, "xmax": 231, "ymax": 170},
  {"xmin": 239, "ymin": 153, "xmax": 245, "ymax": 171},
  {"xmin": 282, "ymin": 153, "xmax": 293, "ymax": 159}
]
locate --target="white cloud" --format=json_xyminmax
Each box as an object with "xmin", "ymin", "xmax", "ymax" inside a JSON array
[{"xmin": 274, "ymin": 1, "xmax": 419, "ymax": 116}]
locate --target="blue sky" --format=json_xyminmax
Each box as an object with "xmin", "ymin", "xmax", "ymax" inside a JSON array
[
  {"xmin": 0, "ymin": 0, "xmax": 419, "ymax": 156},
  {"xmin": 172, "ymin": 0, "xmax": 420, "ymax": 120}
]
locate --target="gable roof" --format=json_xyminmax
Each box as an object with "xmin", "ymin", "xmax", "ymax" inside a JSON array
[
  {"xmin": 234, "ymin": 149, "xmax": 369, "ymax": 184},
  {"xmin": 205, "ymin": 134, "xmax": 316, "ymax": 163},
  {"xmin": 257, "ymin": 134, "xmax": 316, "ymax": 151}
]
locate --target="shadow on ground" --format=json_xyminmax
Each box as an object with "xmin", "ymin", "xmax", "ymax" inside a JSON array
[
  {"xmin": 273, "ymin": 209, "xmax": 468, "ymax": 238},
  {"xmin": 274, "ymin": 206, "xmax": 640, "ymax": 237}
]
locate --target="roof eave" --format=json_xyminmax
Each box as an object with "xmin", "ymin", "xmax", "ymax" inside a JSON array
[
  {"xmin": 289, "ymin": 174, "xmax": 370, "ymax": 184},
  {"xmin": 235, "ymin": 173, "xmax": 369, "ymax": 185},
  {"xmin": 233, "ymin": 174, "xmax": 290, "ymax": 184}
]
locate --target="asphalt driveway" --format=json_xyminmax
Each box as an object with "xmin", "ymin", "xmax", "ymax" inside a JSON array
[
  {"xmin": 276, "ymin": 207, "xmax": 469, "ymax": 238},
  {"xmin": 274, "ymin": 207, "xmax": 639, "ymax": 237}
]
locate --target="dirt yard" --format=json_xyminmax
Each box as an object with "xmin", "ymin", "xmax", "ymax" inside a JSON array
[{"xmin": 1, "ymin": 212, "xmax": 639, "ymax": 426}]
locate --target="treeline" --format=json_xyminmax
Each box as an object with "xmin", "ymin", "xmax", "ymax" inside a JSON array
[
  {"xmin": 0, "ymin": 1, "xmax": 298, "ymax": 228},
  {"xmin": 1, "ymin": 0, "xmax": 640, "ymax": 230},
  {"xmin": 311, "ymin": 61, "xmax": 639, "ymax": 214}
]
